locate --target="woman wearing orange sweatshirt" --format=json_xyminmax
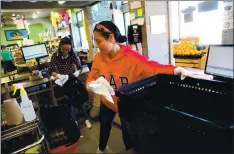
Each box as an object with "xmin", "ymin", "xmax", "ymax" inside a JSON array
[{"xmin": 87, "ymin": 21, "xmax": 181, "ymax": 153}]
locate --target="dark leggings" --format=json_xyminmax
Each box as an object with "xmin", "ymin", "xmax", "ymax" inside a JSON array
[{"xmin": 99, "ymin": 103, "xmax": 133, "ymax": 151}]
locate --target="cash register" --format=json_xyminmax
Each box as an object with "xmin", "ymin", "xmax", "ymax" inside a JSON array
[
  {"xmin": 205, "ymin": 45, "xmax": 233, "ymax": 83},
  {"xmin": 21, "ymin": 43, "xmax": 49, "ymax": 80}
]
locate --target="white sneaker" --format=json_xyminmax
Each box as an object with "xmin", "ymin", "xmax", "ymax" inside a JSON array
[
  {"xmin": 126, "ymin": 148, "xmax": 136, "ymax": 154},
  {"xmin": 96, "ymin": 146, "xmax": 108, "ymax": 154},
  {"xmin": 85, "ymin": 120, "xmax": 92, "ymax": 129},
  {"xmin": 75, "ymin": 121, "xmax": 79, "ymax": 126}
]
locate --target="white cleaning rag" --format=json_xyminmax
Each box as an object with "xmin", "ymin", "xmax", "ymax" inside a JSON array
[
  {"xmin": 96, "ymin": 76, "xmax": 115, "ymax": 95},
  {"xmin": 88, "ymin": 77, "xmax": 115, "ymax": 104},
  {"xmin": 55, "ymin": 75, "xmax": 69, "ymax": 87}
]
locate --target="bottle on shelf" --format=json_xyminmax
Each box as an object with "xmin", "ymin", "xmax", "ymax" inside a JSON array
[{"xmin": 13, "ymin": 84, "xmax": 37, "ymax": 122}]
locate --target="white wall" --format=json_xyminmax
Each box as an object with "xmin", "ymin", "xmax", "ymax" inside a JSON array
[{"xmin": 145, "ymin": 1, "xmax": 170, "ymax": 64}]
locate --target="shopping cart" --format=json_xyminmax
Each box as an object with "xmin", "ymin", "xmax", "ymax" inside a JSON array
[
  {"xmin": 116, "ymin": 74, "xmax": 234, "ymax": 153},
  {"xmin": 1, "ymin": 119, "xmax": 47, "ymax": 154}
]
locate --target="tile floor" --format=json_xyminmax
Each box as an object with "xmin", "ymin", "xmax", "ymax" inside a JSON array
[{"xmin": 77, "ymin": 122, "xmax": 126, "ymax": 153}]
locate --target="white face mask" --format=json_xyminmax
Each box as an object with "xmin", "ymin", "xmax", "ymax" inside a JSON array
[
  {"xmin": 61, "ymin": 53, "xmax": 69, "ymax": 59},
  {"xmin": 57, "ymin": 52, "xmax": 69, "ymax": 59}
]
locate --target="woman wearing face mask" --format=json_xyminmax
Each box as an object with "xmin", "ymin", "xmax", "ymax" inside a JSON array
[
  {"xmin": 86, "ymin": 21, "xmax": 184, "ymax": 153},
  {"xmin": 50, "ymin": 36, "xmax": 92, "ymax": 129},
  {"xmin": 50, "ymin": 37, "xmax": 81, "ymax": 78}
]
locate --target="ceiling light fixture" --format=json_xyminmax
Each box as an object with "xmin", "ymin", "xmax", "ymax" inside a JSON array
[
  {"xmin": 32, "ymin": 13, "xmax": 38, "ymax": 19},
  {"xmin": 58, "ymin": 1, "xmax": 66, "ymax": 5}
]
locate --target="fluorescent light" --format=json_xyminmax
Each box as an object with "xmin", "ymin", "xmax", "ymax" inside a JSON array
[
  {"xmin": 32, "ymin": 13, "xmax": 37, "ymax": 19},
  {"xmin": 58, "ymin": 1, "xmax": 66, "ymax": 5}
]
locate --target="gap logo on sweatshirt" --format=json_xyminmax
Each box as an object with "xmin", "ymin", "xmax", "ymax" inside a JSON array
[{"xmin": 101, "ymin": 75, "xmax": 129, "ymax": 89}]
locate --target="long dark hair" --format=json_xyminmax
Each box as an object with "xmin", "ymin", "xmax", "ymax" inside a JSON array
[
  {"xmin": 57, "ymin": 37, "xmax": 81, "ymax": 68},
  {"xmin": 93, "ymin": 21, "xmax": 127, "ymax": 43},
  {"xmin": 58, "ymin": 37, "xmax": 75, "ymax": 58}
]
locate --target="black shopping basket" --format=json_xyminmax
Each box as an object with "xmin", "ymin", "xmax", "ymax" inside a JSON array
[{"xmin": 116, "ymin": 74, "xmax": 234, "ymax": 153}]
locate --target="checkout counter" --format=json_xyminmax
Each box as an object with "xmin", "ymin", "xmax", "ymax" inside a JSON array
[
  {"xmin": 1, "ymin": 43, "xmax": 91, "ymax": 117},
  {"xmin": 1, "ymin": 65, "xmax": 90, "ymax": 107}
]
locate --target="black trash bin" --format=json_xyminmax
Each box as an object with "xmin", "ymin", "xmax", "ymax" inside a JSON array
[
  {"xmin": 60, "ymin": 76, "xmax": 92, "ymax": 124},
  {"xmin": 40, "ymin": 105, "xmax": 80, "ymax": 153}
]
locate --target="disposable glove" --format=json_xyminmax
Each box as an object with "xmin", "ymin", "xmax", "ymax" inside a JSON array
[
  {"xmin": 174, "ymin": 67, "xmax": 213, "ymax": 80},
  {"xmin": 55, "ymin": 74, "xmax": 69, "ymax": 87},
  {"xmin": 73, "ymin": 70, "xmax": 81, "ymax": 78}
]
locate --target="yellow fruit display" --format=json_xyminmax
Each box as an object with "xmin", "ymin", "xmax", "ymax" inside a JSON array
[{"xmin": 173, "ymin": 40, "xmax": 208, "ymax": 57}]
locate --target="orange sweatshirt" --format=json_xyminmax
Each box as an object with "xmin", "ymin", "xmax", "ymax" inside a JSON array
[{"xmin": 86, "ymin": 45, "xmax": 175, "ymax": 112}]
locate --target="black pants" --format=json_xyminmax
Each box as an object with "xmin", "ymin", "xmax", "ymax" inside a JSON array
[
  {"xmin": 99, "ymin": 103, "xmax": 133, "ymax": 151},
  {"xmin": 1, "ymin": 60, "xmax": 16, "ymax": 74}
]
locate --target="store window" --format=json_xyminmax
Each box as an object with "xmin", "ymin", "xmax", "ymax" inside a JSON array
[
  {"xmin": 76, "ymin": 10, "xmax": 88, "ymax": 48},
  {"xmin": 91, "ymin": 1, "xmax": 112, "ymax": 23},
  {"xmin": 170, "ymin": 1, "xmax": 180, "ymax": 42},
  {"xmin": 91, "ymin": 1, "xmax": 112, "ymax": 49},
  {"xmin": 122, "ymin": 1, "xmax": 128, "ymax": 4},
  {"xmin": 123, "ymin": 12, "xmax": 130, "ymax": 36},
  {"xmin": 113, "ymin": 9, "xmax": 126, "ymax": 37},
  {"xmin": 171, "ymin": 1, "xmax": 227, "ymax": 70},
  {"xmin": 179, "ymin": 1, "xmax": 224, "ymax": 44},
  {"xmin": 77, "ymin": 10, "xmax": 84, "ymax": 22},
  {"xmin": 79, "ymin": 27, "xmax": 88, "ymax": 48}
]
